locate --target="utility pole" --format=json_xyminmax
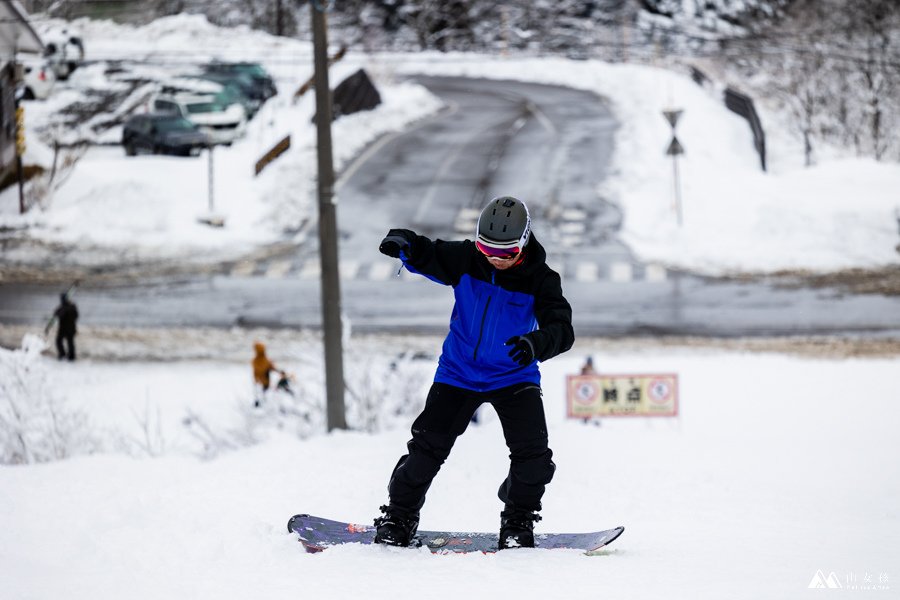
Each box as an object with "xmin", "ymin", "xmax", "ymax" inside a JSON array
[
  {"xmin": 663, "ymin": 109, "xmax": 685, "ymax": 226},
  {"xmin": 311, "ymin": 0, "xmax": 347, "ymax": 431},
  {"xmin": 15, "ymin": 100, "xmax": 26, "ymax": 214},
  {"xmin": 275, "ymin": 0, "xmax": 283, "ymax": 36},
  {"xmin": 207, "ymin": 144, "xmax": 214, "ymax": 213}
]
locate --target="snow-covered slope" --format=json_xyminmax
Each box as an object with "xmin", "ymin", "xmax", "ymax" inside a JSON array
[{"xmin": 1, "ymin": 338, "xmax": 898, "ymax": 599}]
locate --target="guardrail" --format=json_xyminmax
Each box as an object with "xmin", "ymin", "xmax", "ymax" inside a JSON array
[{"xmin": 724, "ymin": 87, "xmax": 767, "ymax": 172}]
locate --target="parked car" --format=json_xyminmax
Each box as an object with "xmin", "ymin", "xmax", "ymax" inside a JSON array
[
  {"xmin": 197, "ymin": 72, "xmax": 264, "ymax": 115},
  {"xmin": 161, "ymin": 77, "xmax": 259, "ymax": 120},
  {"xmin": 20, "ymin": 56, "xmax": 56, "ymax": 100},
  {"xmin": 204, "ymin": 62, "xmax": 277, "ymax": 100},
  {"xmin": 158, "ymin": 77, "xmax": 223, "ymax": 97},
  {"xmin": 121, "ymin": 113, "xmax": 209, "ymax": 157},
  {"xmin": 150, "ymin": 92, "xmax": 246, "ymax": 145}
]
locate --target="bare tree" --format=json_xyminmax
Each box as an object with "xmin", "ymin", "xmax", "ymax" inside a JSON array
[
  {"xmin": 733, "ymin": 0, "xmax": 900, "ymax": 163},
  {"xmin": 845, "ymin": 0, "xmax": 900, "ymax": 160}
]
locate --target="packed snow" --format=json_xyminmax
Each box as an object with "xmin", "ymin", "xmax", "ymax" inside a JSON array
[
  {"xmin": 1, "ymin": 14, "xmax": 897, "ymax": 274},
  {"xmin": 1, "ymin": 334, "xmax": 898, "ymax": 598}
]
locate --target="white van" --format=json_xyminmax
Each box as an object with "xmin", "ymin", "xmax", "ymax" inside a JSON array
[{"xmin": 150, "ymin": 92, "xmax": 247, "ymax": 145}]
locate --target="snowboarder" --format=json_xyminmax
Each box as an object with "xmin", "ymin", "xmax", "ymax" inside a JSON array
[
  {"xmin": 373, "ymin": 196, "xmax": 574, "ymax": 549},
  {"xmin": 53, "ymin": 292, "xmax": 79, "ymax": 361}
]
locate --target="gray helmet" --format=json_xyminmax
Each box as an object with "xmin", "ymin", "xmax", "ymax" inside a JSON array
[{"xmin": 476, "ymin": 196, "xmax": 531, "ymax": 253}]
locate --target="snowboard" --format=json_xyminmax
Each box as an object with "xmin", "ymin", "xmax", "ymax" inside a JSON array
[{"xmin": 287, "ymin": 513, "xmax": 624, "ymax": 555}]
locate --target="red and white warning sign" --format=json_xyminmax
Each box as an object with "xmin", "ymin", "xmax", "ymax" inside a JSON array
[{"xmin": 566, "ymin": 373, "xmax": 679, "ymax": 418}]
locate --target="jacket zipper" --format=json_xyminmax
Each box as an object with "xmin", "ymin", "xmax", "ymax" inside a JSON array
[{"xmin": 473, "ymin": 296, "xmax": 492, "ymax": 361}]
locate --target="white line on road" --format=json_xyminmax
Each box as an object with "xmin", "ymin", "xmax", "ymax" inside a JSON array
[
  {"xmin": 454, "ymin": 207, "xmax": 480, "ymax": 233},
  {"xmin": 547, "ymin": 262, "xmax": 565, "ymax": 279},
  {"xmin": 230, "ymin": 261, "xmax": 256, "ymax": 277},
  {"xmin": 525, "ymin": 100, "xmax": 558, "ymax": 136},
  {"xmin": 265, "ymin": 259, "xmax": 293, "ymax": 279},
  {"xmin": 610, "ymin": 262, "xmax": 633, "ymax": 283},
  {"xmin": 644, "ymin": 264, "xmax": 668, "ymax": 282},
  {"xmin": 299, "ymin": 260, "xmax": 321, "ymax": 279},
  {"xmin": 575, "ymin": 262, "xmax": 599, "ymax": 282},
  {"xmin": 336, "ymin": 102, "xmax": 459, "ymax": 192},
  {"xmin": 368, "ymin": 261, "xmax": 395, "ymax": 281},
  {"xmin": 339, "ymin": 260, "xmax": 360, "ymax": 280}
]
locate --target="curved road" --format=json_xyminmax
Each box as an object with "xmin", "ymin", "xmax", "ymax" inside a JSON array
[{"xmin": 2, "ymin": 77, "xmax": 900, "ymax": 337}]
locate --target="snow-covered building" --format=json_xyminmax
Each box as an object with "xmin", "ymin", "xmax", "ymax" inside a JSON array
[{"xmin": 0, "ymin": 0, "xmax": 42, "ymax": 186}]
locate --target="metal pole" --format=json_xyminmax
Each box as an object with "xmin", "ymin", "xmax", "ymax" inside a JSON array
[
  {"xmin": 17, "ymin": 156, "xmax": 25, "ymax": 214},
  {"xmin": 311, "ymin": 1, "xmax": 347, "ymax": 431},
  {"xmin": 672, "ymin": 155, "xmax": 682, "ymax": 227},
  {"xmin": 207, "ymin": 145, "xmax": 214, "ymax": 213},
  {"xmin": 15, "ymin": 100, "xmax": 24, "ymax": 214},
  {"xmin": 276, "ymin": 0, "xmax": 283, "ymax": 36}
]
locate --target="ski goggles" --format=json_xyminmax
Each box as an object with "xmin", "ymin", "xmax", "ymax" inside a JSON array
[{"xmin": 476, "ymin": 240, "xmax": 521, "ymax": 260}]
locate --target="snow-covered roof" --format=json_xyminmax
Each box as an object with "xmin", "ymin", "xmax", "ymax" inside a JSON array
[{"xmin": 0, "ymin": 0, "xmax": 44, "ymax": 58}]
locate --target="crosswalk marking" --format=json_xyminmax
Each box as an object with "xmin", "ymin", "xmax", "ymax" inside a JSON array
[
  {"xmin": 645, "ymin": 264, "xmax": 668, "ymax": 282},
  {"xmin": 340, "ymin": 260, "xmax": 360, "ymax": 280},
  {"xmin": 454, "ymin": 208, "xmax": 480, "ymax": 233},
  {"xmin": 299, "ymin": 260, "xmax": 321, "ymax": 279},
  {"xmin": 609, "ymin": 262, "xmax": 633, "ymax": 283},
  {"xmin": 561, "ymin": 208, "xmax": 587, "ymax": 221},
  {"xmin": 228, "ymin": 258, "xmax": 668, "ymax": 283},
  {"xmin": 230, "ymin": 260, "xmax": 257, "ymax": 277},
  {"xmin": 575, "ymin": 262, "xmax": 599, "ymax": 282},
  {"xmin": 265, "ymin": 259, "xmax": 293, "ymax": 279},
  {"xmin": 560, "ymin": 222, "xmax": 586, "ymax": 235},
  {"xmin": 368, "ymin": 261, "xmax": 395, "ymax": 281}
]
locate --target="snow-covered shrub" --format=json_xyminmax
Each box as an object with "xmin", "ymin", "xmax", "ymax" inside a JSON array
[
  {"xmin": 178, "ymin": 350, "xmax": 430, "ymax": 459},
  {"xmin": 345, "ymin": 351, "xmax": 430, "ymax": 433},
  {"xmin": 0, "ymin": 335, "xmax": 99, "ymax": 464},
  {"xmin": 182, "ymin": 385, "xmax": 325, "ymax": 460},
  {"xmin": 181, "ymin": 372, "xmax": 325, "ymax": 459}
]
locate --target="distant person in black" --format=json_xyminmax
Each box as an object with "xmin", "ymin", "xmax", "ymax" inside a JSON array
[{"xmin": 54, "ymin": 293, "xmax": 78, "ymax": 361}]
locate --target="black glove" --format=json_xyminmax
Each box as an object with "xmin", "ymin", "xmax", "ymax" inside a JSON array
[
  {"xmin": 379, "ymin": 229, "xmax": 417, "ymax": 259},
  {"xmin": 505, "ymin": 335, "xmax": 536, "ymax": 366}
]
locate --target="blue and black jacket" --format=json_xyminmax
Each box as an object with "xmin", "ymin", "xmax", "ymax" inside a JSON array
[{"xmin": 396, "ymin": 230, "xmax": 574, "ymax": 392}]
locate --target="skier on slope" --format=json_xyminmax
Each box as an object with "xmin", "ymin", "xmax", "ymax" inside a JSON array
[{"xmin": 373, "ymin": 196, "xmax": 574, "ymax": 549}]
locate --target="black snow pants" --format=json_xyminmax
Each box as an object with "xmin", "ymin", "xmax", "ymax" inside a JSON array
[
  {"xmin": 56, "ymin": 332, "xmax": 76, "ymax": 361},
  {"xmin": 387, "ymin": 382, "xmax": 555, "ymax": 514}
]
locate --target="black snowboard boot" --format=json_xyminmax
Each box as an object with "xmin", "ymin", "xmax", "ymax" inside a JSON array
[
  {"xmin": 374, "ymin": 504, "xmax": 419, "ymax": 547},
  {"xmin": 499, "ymin": 505, "xmax": 542, "ymax": 549}
]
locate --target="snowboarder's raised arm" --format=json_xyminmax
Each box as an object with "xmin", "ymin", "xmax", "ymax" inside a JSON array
[{"xmin": 379, "ymin": 228, "xmax": 470, "ymax": 286}]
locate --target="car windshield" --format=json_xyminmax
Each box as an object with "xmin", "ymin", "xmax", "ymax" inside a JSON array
[
  {"xmin": 213, "ymin": 63, "xmax": 266, "ymax": 77},
  {"xmin": 154, "ymin": 117, "xmax": 196, "ymax": 133},
  {"xmin": 239, "ymin": 64, "xmax": 267, "ymax": 77},
  {"xmin": 207, "ymin": 73, "xmax": 253, "ymax": 87},
  {"xmin": 215, "ymin": 89, "xmax": 238, "ymax": 105},
  {"xmin": 186, "ymin": 102, "xmax": 225, "ymax": 114}
]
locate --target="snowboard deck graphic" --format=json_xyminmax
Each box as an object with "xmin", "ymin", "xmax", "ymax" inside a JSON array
[{"xmin": 287, "ymin": 514, "xmax": 624, "ymax": 555}]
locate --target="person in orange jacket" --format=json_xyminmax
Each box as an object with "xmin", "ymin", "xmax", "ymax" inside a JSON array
[{"xmin": 252, "ymin": 342, "xmax": 278, "ymax": 406}]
